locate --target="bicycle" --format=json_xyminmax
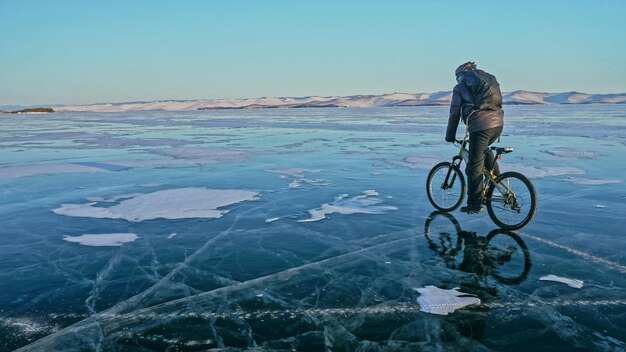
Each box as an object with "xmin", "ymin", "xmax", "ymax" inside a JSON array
[{"xmin": 426, "ymin": 129, "xmax": 537, "ymax": 230}]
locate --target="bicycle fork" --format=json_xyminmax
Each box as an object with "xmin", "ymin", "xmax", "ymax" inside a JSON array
[{"xmin": 442, "ymin": 156, "xmax": 464, "ymax": 190}]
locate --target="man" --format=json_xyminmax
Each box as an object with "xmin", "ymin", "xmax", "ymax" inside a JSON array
[{"xmin": 446, "ymin": 62, "xmax": 504, "ymax": 214}]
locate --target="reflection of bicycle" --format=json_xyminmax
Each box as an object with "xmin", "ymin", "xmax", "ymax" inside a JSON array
[
  {"xmin": 424, "ymin": 211, "xmax": 532, "ymax": 285},
  {"xmin": 426, "ymin": 128, "xmax": 537, "ymax": 230}
]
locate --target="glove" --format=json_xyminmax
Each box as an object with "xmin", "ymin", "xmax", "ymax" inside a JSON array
[{"xmin": 445, "ymin": 136, "xmax": 455, "ymax": 143}]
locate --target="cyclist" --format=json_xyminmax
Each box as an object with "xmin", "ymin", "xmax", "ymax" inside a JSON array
[{"xmin": 445, "ymin": 62, "xmax": 504, "ymax": 214}]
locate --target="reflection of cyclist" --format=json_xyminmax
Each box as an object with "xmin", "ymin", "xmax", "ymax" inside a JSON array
[
  {"xmin": 423, "ymin": 212, "xmax": 532, "ymax": 340},
  {"xmin": 446, "ymin": 62, "xmax": 504, "ymax": 214},
  {"xmin": 457, "ymin": 231, "xmax": 489, "ymax": 276},
  {"xmin": 424, "ymin": 212, "xmax": 531, "ymax": 285}
]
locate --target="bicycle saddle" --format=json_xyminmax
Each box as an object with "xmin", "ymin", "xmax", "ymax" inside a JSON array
[{"xmin": 490, "ymin": 146, "xmax": 514, "ymax": 155}]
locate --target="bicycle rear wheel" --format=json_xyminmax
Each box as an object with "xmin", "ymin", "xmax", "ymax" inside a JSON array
[
  {"xmin": 486, "ymin": 172, "xmax": 537, "ymax": 230},
  {"xmin": 426, "ymin": 162, "xmax": 466, "ymax": 212}
]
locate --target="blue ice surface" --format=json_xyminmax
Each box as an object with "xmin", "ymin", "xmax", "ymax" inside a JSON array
[{"xmin": 0, "ymin": 105, "xmax": 625, "ymax": 351}]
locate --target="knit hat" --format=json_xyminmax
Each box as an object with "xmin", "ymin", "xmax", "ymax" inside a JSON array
[{"xmin": 455, "ymin": 61, "xmax": 477, "ymax": 76}]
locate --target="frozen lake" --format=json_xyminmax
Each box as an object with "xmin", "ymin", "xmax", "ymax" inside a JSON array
[{"xmin": 1, "ymin": 105, "xmax": 625, "ymax": 351}]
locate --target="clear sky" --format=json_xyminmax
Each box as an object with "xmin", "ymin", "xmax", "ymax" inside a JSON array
[{"xmin": 1, "ymin": 0, "xmax": 625, "ymax": 106}]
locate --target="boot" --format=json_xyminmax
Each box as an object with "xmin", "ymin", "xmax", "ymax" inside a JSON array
[{"xmin": 460, "ymin": 204, "xmax": 484, "ymax": 214}]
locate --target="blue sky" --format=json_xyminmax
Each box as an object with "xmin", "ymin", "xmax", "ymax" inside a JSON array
[{"xmin": 1, "ymin": 0, "xmax": 625, "ymax": 105}]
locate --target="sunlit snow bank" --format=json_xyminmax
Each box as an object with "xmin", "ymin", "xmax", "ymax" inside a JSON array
[
  {"xmin": 414, "ymin": 286, "xmax": 481, "ymax": 315},
  {"xmin": 62, "ymin": 233, "xmax": 138, "ymax": 247},
  {"xmin": 53, "ymin": 91, "xmax": 626, "ymax": 113},
  {"xmin": 299, "ymin": 190, "xmax": 397, "ymax": 222},
  {"xmin": 539, "ymin": 275, "xmax": 584, "ymax": 289},
  {"xmin": 53, "ymin": 188, "xmax": 260, "ymax": 222}
]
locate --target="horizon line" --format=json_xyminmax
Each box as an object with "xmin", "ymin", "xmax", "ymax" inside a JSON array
[{"xmin": 4, "ymin": 89, "xmax": 626, "ymax": 109}]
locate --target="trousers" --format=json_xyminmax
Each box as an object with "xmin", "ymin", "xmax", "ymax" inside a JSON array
[{"xmin": 466, "ymin": 126, "xmax": 503, "ymax": 206}]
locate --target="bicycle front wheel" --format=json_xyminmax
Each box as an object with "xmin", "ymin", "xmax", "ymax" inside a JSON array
[
  {"xmin": 486, "ymin": 172, "xmax": 537, "ymax": 230},
  {"xmin": 426, "ymin": 162, "xmax": 466, "ymax": 212}
]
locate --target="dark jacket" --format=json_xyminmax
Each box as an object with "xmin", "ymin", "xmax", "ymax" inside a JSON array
[{"xmin": 446, "ymin": 69, "xmax": 504, "ymax": 142}]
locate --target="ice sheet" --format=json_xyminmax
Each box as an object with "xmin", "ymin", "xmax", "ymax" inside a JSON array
[
  {"xmin": 383, "ymin": 154, "xmax": 443, "ymax": 170},
  {"xmin": 62, "ymin": 233, "xmax": 139, "ymax": 247},
  {"xmin": 539, "ymin": 275, "xmax": 584, "ymax": 289},
  {"xmin": 564, "ymin": 177, "xmax": 623, "ymax": 185},
  {"xmin": 541, "ymin": 147, "xmax": 601, "ymax": 160},
  {"xmin": 267, "ymin": 168, "xmax": 327, "ymax": 189},
  {"xmin": 0, "ymin": 163, "xmax": 106, "ymax": 179},
  {"xmin": 414, "ymin": 286, "xmax": 481, "ymax": 315},
  {"xmin": 501, "ymin": 164, "xmax": 585, "ymax": 178},
  {"xmin": 299, "ymin": 190, "xmax": 397, "ymax": 222},
  {"xmin": 2, "ymin": 105, "xmax": 626, "ymax": 351},
  {"xmin": 53, "ymin": 188, "xmax": 260, "ymax": 222}
]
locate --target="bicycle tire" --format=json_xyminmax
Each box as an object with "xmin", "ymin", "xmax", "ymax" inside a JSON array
[
  {"xmin": 426, "ymin": 162, "xmax": 466, "ymax": 212},
  {"xmin": 486, "ymin": 172, "xmax": 537, "ymax": 230}
]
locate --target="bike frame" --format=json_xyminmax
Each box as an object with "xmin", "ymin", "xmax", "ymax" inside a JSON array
[{"xmin": 448, "ymin": 129, "xmax": 515, "ymax": 202}]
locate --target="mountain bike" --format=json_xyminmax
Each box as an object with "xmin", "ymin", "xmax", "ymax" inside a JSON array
[{"xmin": 426, "ymin": 129, "xmax": 537, "ymax": 230}]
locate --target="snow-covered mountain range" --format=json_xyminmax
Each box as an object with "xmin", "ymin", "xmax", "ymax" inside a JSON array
[{"xmin": 52, "ymin": 91, "xmax": 626, "ymax": 113}]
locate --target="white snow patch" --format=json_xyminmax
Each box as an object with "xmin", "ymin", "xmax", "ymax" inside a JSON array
[
  {"xmin": 267, "ymin": 168, "xmax": 323, "ymax": 178},
  {"xmin": 299, "ymin": 190, "xmax": 397, "ymax": 222},
  {"xmin": 54, "ymin": 188, "xmax": 260, "ymax": 222},
  {"xmin": 0, "ymin": 163, "xmax": 106, "ymax": 179},
  {"xmin": 150, "ymin": 147, "xmax": 248, "ymax": 163},
  {"xmin": 385, "ymin": 155, "xmax": 443, "ymax": 170},
  {"xmin": 63, "ymin": 233, "xmax": 138, "ymax": 247},
  {"xmin": 414, "ymin": 286, "xmax": 481, "ymax": 315},
  {"xmin": 52, "ymin": 92, "xmax": 626, "ymax": 113},
  {"xmin": 565, "ymin": 177, "xmax": 622, "ymax": 185},
  {"xmin": 267, "ymin": 168, "xmax": 327, "ymax": 189},
  {"xmin": 501, "ymin": 164, "xmax": 585, "ymax": 179},
  {"xmin": 541, "ymin": 147, "xmax": 601, "ymax": 160},
  {"xmin": 539, "ymin": 275, "xmax": 584, "ymax": 289}
]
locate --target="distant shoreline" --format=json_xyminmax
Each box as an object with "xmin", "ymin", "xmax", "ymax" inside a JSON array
[
  {"xmin": 0, "ymin": 107, "xmax": 54, "ymax": 114},
  {"xmin": 3, "ymin": 90, "xmax": 625, "ymax": 114}
]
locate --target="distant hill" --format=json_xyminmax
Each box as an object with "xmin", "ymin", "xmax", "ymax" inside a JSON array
[
  {"xmin": 22, "ymin": 91, "xmax": 626, "ymax": 113},
  {"xmin": 0, "ymin": 107, "xmax": 54, "ymax": 114}
]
